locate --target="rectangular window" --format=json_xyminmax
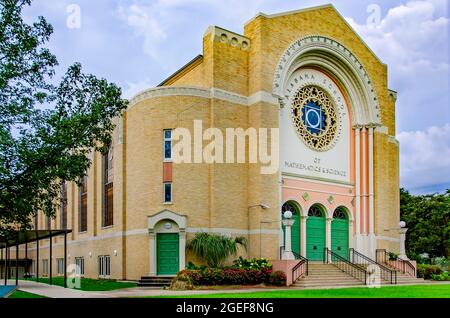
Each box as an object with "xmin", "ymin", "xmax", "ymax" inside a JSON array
[
  {"xmin": 103, "ymin": 144, "xmax": 114, "ymax": 227},
  {"xmin": 42, "ymin": 259, "xmax": 49, "ymax": 276},
  {"xmin": 56, "ymin": 258, "xmax": 65, "ymax": 275},
  {"xmin": 33, "ymin": 214, "xmax": 38, "ymax": 230},
  {"xmin": 164, "ymin": 182, "xmax": 172, "ymax": 203},
  {"xmin": 46, "ymin": 215, "xmax": 51, "ymax": 230},
  {"xmin": 98, "ymin": 255, "xmax": 111, "ymax": 278},
  {"xmin": 60, "ymin": 182, "xmax": 67, "ymax": 229},
  {"xmin": 164, "ymin": 129, "xmax": 172, "ymax": 160},
  {"xmin": 75, "ymin": 257, "xmax": 85, "ymax": 276},
  {"xmin": 79, "ymin": 176, "xmax": 88, "ymax": 232}
]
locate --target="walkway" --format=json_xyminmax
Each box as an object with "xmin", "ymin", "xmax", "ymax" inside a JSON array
[{"xmin": 7, "ymin": 280, "xmax": 450, "ymax": 298}]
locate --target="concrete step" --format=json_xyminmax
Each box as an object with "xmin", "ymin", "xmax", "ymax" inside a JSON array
[{"xmin": 137, "ymin": 276, "xmax": 173, "ymax": 288}]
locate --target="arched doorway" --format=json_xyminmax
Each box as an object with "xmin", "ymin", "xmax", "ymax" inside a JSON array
[
  {"xmin": 331, "ymin": 207, "xmax": 349, "ymax": 260},
  {"xmin": 306, "ymin": 204, "xmax": 326, "ymax": 261},
  {"xmin": 281, "ymin": 201, "xmax": 300, "ymax": 256}
]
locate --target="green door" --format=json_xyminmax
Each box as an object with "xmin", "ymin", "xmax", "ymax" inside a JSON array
[
  {"xmin": 281, "ymin": 209, "xmax": 300, "ymax": 256},
  {"xmin": 306, "ymin": 206, "xmax": 326, "ymax": 261},
  {"xmin": 331, "ymin": 208, "xmax": 349, "ymax": 260},
  {"xmin": 157, "ymin": 233, "xmax": 179, "ymax": 275}
]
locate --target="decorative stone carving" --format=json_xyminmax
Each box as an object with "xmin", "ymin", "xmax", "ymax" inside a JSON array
[{"xmin": 207, "ymin": 26, "xmax": 251, "ymax": 51}]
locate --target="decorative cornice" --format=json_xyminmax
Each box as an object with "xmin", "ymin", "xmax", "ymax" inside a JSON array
[
  {"xmin": 273, "ymin": 35, "xmax": 382, "ymax": 125},
  {"xmin": 129, "ymin": 86, "xmax": 279, "ymax": 109},
  {"xmin": 206, "ymin": 26, "xmax": 251, "ymax": 51}
]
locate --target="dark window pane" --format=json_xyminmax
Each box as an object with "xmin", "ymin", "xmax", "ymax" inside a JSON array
[
  {"xmin": 164, "ymin": 130, "xmax": 171, "ymax": 139},
  {"xmin": 164, "ymin": 183, "xmax": 172, "ymax": 202},
  {"xmin": 164, "ymin": 141, "xmax": 171, "ymax": 159}
]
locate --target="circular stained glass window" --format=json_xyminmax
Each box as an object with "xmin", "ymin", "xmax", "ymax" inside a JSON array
[{"xmin": 292, "ymin": 86, "xmax": 338, "ymax": 151}]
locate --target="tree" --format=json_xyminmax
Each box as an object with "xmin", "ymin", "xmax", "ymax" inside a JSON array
[
  {"xmin": 0, "ymin": 0, "xmax": 128, "ymax": 235},
  {"xmin": 186, "ymin": 232, "xmax": 247, "ymax": 268},
  {"xmin": 400, "ymin": 188, "xmax": 450, "ymax": 259}
]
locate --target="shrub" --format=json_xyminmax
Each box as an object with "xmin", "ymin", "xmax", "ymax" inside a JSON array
[
  {"xmin": 417, "ymin": 264, "xmax": 442, "ymax": 279},
  {"xmin": 268, "ymin": 271, "xmax": 287, "ymax": 286},
  {"xmin": 171, "ymin": 268, "xmax": 281, "ymax": 288},
  {"xmin": 431, "ymin": 272, "xmax": 450, "ymax": 281},
  {"xmin": 389, "ymin": 252, "xmax": 398, "ymax": 261},
  {"xmin": 232, "ymin": 257, "xmax": 273, "ymax": 270}
]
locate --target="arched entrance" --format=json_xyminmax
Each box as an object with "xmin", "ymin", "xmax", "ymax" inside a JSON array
[
  {"xmin": 306, "ymin": 204, "xmax": 326, "ymax": 261},
  {"xmin": 281, "ymin": 201, "xmax": 300, "ymax": 256},
  {"xmin": 331, "ymin": 207, "xmax": 349, "ymax": 260}
]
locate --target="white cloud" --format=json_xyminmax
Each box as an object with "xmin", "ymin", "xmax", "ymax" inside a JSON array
[
  {"xmin": 345, "ymin": 0, "xmax": 450, "ymax": 132},
  {"xmin": 122, "ymin": 78, "xmax": 156, "ymax": 100},
  {"xmin": 398, "ymin": 124, "xmax": 450, "ymax": 191}
]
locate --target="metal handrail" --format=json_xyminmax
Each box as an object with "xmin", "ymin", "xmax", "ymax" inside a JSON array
[
  {"xmin": 279, "ymin": 247, "xmax": 309, "ymax": 283},
  {"xmin": 324, "ymin": 248, "xmax": 367, "ymax": 285},
  {"xmin": 376, "ymin": 249, "xmax": 416, "ymax": 277},
  {"xmin": 349, "ymin": 248, "xmax": 397, "ymax": 284}
]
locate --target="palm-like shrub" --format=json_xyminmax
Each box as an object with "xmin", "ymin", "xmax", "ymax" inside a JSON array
[{"xmin": 186, "ymin": 232, "xmax": 247, "ymax": 268}]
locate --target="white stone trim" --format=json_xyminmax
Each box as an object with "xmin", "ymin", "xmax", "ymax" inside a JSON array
[
  {"xmin": 362, "ymin": 126, "xmax": 367, "ymax": 235},
  {"xmin": 272, "ymin": 35, "xmax": 381, "ymax": 125},
  {"xmin": 377, "ymin": 235, "xmax": 400, "ymax": 243},
  {"xmin": 375, "ymin": 126, "xmax": 389, "ymax": 134},
  {"xmin": 128, "ymin": 86, "xmax": 279, "ymax": 109},
  {"xmin": 248, "ymin": 91, "xmax": 279, "ymax": 105}
]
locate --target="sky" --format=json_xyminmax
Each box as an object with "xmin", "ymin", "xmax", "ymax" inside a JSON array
[{"xmin": 20, "ymin": 0, "xmax": 450, "ymax": 195}]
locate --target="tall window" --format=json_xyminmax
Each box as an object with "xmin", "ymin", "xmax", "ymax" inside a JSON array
[
  {"xmin": 42, "ymin": 259, "xmax": 49, "ymax": 276},
  {"xmin": 164, "ymin": 182, "xmax": 172, "ymax": 203},
  {"xmin": 79, "ymin": 176, "xmax": 88, "ymax": 232},
  {"xmin": 164, "ymin": 129, "xmax": 172, "ymax": 160},
  {"xmin": 57, "ymin": 258, "xmax": 65, "ymax": 275},
  {"xmin": 33, "ymin": 214, "xmax": 38, "ymax": 230},
  {"xmin": 75, "ymin": 257, "xmax": 85, "ymax": 276},
  {"xmin": 98, "ymin": 255, "xmax": 111, "ymax": 278},
  {"xmin": 46, "ymin": 215, "xmax": 51, "ymax": 230},
  {"xmin": 60, "ymin": 182, "xmax": 67, "ymax": 229},
  {"xmin": 103, "ymin": 144, "xmax": 114, "ymax": 227}
]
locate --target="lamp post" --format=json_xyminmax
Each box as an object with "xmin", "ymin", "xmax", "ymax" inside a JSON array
[
  {"xmin": 398, "ymin": 221, "xmax": 409, "ymax": 260},
  {"xmin": 281, "ymin": 211, "xmax": 295, "ymax": 260}
]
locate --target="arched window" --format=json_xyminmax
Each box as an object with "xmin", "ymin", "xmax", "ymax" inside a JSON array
[
  {"xmin": 308, "ymin": 204, "xmax": 324, "ymax": 217},
  {"xmin": 333, "ymin": 207, "xmax": 348, "ymax": 220},
  {"xmin": 282, "ymin": 202, "xmax": 298, "ymax": 217}
]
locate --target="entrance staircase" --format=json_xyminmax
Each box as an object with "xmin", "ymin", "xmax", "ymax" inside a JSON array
[
  {"xmin": 293, "ymin": 263, "xmax": 364, "ymax": 288},
  {"xmin": 292, "ymin": 248, "xmax": 425, "ymax": 288},
  {"xmin": 137, "ymin": 276, "xmax": 173, "ymax": 288}
]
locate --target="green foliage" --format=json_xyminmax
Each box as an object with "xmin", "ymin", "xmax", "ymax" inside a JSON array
[
  {"xmin": 186, "ymin": 232, "xmax": 247, "ymax": 268},
  {"xmin": 431, "ymin": 272, "xmax": 450, "ymax": 281},
  {"xmin": 0, "ymin": 0, "xmax": 128, "ymax": 234},
  {"xmin": 400, "ymin": 188, "xmax": 450, "ymax": 258},
  {"xmin": 173, "ymin": 268, "xmax": 283, "ymax": 287},
  {"xmin": 417, "ymin": 264, "xmax": 443, "ymax": 279},
  {"xmin": 232, "ymin": 257, "xmax": 272, "ymax": 270},
  {"xmin": 388, "ymin": 252, "xmax": 398, "ymax": 261}
]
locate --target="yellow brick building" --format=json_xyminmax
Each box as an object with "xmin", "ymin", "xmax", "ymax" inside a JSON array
[{"xmin": 20, "ymin": 4, "xmax": 400, "ymax": 281}]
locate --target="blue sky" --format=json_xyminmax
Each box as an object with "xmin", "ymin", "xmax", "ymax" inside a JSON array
[{"xmin": 21, "ymin": 0, "xmax": 450, "ymax": 194}]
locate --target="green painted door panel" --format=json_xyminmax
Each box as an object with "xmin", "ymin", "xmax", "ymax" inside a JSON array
[
  {"xmin": 157, "ymin": 233, "xmax": 179, "ymax": 275},
  {"xmin": 282, "ymin": 213, "xmax": 301, "ymax": 256},
  {"xmin": 331, "ymin": 219, "xmax": 349, "ymax": 260},
  {"xmin": 306, "ymin": 216, "xmax": 326, "ymax": 261}
]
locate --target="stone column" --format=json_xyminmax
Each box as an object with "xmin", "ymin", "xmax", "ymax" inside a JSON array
[
  {"xmin": 149, "ymin": 232, "xmax": 156, "ymax": 276},
  {"xmin": 398, "ymin": 228, "xmax": 409, "ymax": 260},
  {"xmin": 300, "ymin": 216, "xmax": 307, "ymax": 257},
  {"xmin": 179, "ymin": 230, "xmax": 186, "ymax": 271},
  {"xmin": 354, "ymin": 126, "xmax": 361, "ymax": 250},
  {"xmin": 326, "ymin": 217, "xmax": 332, "ymax": 251},
  {"xmin": 368, "ymin": 126, "xmax": 376, "ymax": 258},
  {"xmin": 282, "ymin": 219, "xmax": 295, "ymax": 260}
]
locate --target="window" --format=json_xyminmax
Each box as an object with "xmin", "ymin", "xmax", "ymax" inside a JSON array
[
  {"xmin": 164, "ymin": 129, "xmax": 172, "ymax": 160},
  {"xmin": 75, "ymin": 257, "xmax": 85, "ymax": 276},
  {"xmin": 79, "ymin": 176, "xmax": 88, "ymax": 232},
  {"xmin": 33, "ymin": 214, "xmax": 38, "ymax": 230},
  {"xmin": 60, "ymin": 182, "xmax": 67, "ymax": 229},
  {"xmin": 103, "ymin": 144, "xmax": 114, "ymax": 227},
  {"xmin": 57, "ymin": 258, "xmax": 65, "ymax": 275},
  {"xmin": 164, "ymin": 182, "xmax": 172, "ymax": 203},
  {"xmin": 42, "ymin": 259, "xmax": 49, "ymax": 276},
  {"xmin": 98, "ymin": 255, "xmax": 111, "ymax": 278}
]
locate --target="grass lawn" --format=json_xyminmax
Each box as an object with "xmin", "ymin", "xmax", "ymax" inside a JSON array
[
  {"xmin": 21, "ymin": 277, "xmax": 136, "ymax": 291},
  {"xmin": 8, "ymin": 290, "xmax": 47, "ymax": 298},
  {"xmin": 151, "ymin": 284, "xmax": 450, "ymax": 298}
]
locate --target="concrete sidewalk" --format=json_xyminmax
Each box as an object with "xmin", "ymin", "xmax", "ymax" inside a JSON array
[{"xmin": 7, "ymin": 280, "xmax": 450, "ymax": 298}]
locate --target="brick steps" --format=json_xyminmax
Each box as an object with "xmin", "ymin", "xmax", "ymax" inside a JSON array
[{"xmin": 137, "ymin": 276, "xmax": 173, "ymax": 288}]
